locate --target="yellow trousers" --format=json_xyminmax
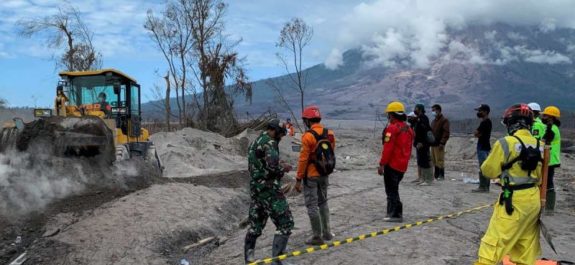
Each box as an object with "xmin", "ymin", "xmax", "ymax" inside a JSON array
[
  {"xmin": 431, "ymin": 146, "xmax": 445, "ymax": 168},
  {"xmin": 475, "ymin": 187, "xmax": 541, "ymax": 265}
]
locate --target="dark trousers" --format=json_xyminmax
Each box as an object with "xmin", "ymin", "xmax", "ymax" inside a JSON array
[
  {"xmin": 416, "ymin": 145, "xmax": 431, "ymax": 169},
  {"xmin": 384, "ymin": 166, "xmax": 404, "ymax": 218},
  {"xmin": 547, "ymin": 166, "xmax": 556, "ymax": 191},
  {"xmin": 477, "ymin": 148, "xmax": 490, "ymax": 189}
]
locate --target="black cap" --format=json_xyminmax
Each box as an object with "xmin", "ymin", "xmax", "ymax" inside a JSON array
[{"xmin": 475, "ymin": 104, "xmax": 490, "ymax": 112}]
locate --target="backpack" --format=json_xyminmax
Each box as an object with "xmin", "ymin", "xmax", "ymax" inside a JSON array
[
  {"xmin": 502, "ymin": 135, "xmax": 541, "ymax": 176},
  {"xmin": 308, "ymin": 129, "xmax": 336, "ymax": 176}
]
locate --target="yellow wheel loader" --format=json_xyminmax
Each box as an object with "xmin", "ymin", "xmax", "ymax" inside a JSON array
[{"xmin": 0, "ymin": 69, "xmax": 162, "ymax": 172}]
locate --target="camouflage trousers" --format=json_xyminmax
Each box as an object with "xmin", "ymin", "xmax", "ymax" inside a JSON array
[{"xmin": 247, "ymin": 190, "xmax": 294, "ymax": 237}]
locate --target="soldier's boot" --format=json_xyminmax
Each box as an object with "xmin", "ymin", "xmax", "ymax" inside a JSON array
[
  {"xmin": 545, "ymin": 190, "xmax": 556, "ymax": 215},
  {"xmin": 305, "ymin": 215, "xmax": 325, "ymax": 245},
  {"xmin": 271, "ymin": 234, "xmax": 290, "ymax": 265},
  {"xmin": 244, "ymin": 232, "xmax": 258, "ymax": 264},
  {"xmin": 319, "ymin": 206, "xmax": 334, "ymax": 241}
]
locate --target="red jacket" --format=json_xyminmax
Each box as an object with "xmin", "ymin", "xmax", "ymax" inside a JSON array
[{"xmin": 379, "ymin": 120, "xmax": 414, "ymax": 173}]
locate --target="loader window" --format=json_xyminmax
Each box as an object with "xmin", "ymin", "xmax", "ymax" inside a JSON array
[{"xmin": 130, "ymin": 85, "xmax": 140, "ymax": 115}]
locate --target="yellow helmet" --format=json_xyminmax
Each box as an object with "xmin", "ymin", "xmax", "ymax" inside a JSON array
[
  {"xmin": 542, "ymin": 106, "xmax": 560, "ymax": 118},
  {"xmin": 385, "ymin": 101, "xmax": 405, "ymax": 113}
]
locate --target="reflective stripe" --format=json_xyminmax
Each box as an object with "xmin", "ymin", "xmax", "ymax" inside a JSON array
[
  {"xmin": 499, "ymin": 137, "xmax": 538, "ymax": 186},
  {"xmin": 499, "ymin": 138, "xmax": 510, "ymax": 161},
  {"xmin": 505, "ymin": 174, "xmax": 538, "ymax": 185}
]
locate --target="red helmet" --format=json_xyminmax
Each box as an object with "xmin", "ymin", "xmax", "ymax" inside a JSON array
[
  {"xmin": 302, "ymin": 105, "xmax": 321, "ymax": 119},
  {"xmin": 502, "ymin": 103, "xmax": 534, "ymax": 126}
]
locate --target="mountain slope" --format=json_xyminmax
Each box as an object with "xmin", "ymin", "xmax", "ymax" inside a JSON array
[{"xmin": 143, "ymin": 23, "xmax": 575, "ymax": 121}]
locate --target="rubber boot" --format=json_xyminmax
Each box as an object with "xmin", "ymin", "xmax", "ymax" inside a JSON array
[
  {"xmin": 419, "ymin": 167, "xmax": 434, "ymax": 186},
  {"xmin": 411, "ymin": 167, "xmax": 422, "ymax": 183},
  {"xmin": 438, "ymin": 168, "xmax": 445, "ymax": 181},
  {"xmin": 305, "ymin": 215, "xmax": 325, "ymax": 245},
  {"xmin": 472, "ymin": 172, "xmax": 490, "ymax": 192},
  {"xmin": 545, "ymin": 190, "xmax": 556, "ymax": 215},
  {"xmin": 271, "ymin": 234, "xmax": 290, "ymax": 265},
  {"xmin": 319, "ymin": 206, "xmax": 334, "ymax": 241},
  {"xmin": 244, "ymin": 232, "xmax": 257, "ymax": 264}
]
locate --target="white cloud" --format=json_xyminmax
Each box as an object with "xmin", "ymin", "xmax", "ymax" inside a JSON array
[
  {"xmin": 539, "ymin": 18, "xmax": 557, "ymax": 33},
  {"xmin": 444, "ymin": 41, "xmax": 486, "ymax": 64},
  {"xmin": 326, "ymin": 0, "xmax": 575, "ymax": 69},
  {"xmin": 324, "ymin": 48, "xmax": 343, "ymax": 69},
  {"xmin": 516, "ymin": 46, "xmax": 572, "ymax": 64}
]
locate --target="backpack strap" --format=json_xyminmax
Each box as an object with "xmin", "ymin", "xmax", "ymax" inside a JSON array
[{"xmin": 308, "ymin": 128, "xmax": 328, "ymax": 141}]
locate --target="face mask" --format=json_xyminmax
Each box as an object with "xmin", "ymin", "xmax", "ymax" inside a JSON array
[
  {"xmin": 431, "ymin": 111, "xmax": 437, "ymax": 118},
  {"xmin": 476, "ymin": 112, "xmax": 483, "ymax": 118}
]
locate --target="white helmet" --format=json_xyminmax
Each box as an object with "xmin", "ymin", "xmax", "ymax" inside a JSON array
[{"xmin": 527, "ymin": 102, "xmax": 541, "ymax": 112}]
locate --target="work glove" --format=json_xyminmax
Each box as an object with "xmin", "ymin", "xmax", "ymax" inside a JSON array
[
  {"xmin": 543, "ymin": 126, "xmax": 555, "ymax": 145},
  {"xmin": 295, "ymin": 180, "xmax": 303, "ymax": 193},
  {"xmin": 377, "ymin": 165, "xmax": 385, "ymax": 176},
  {"xmin": 416, "ymin": 143, "xmax": 424, "ymax": 150}
]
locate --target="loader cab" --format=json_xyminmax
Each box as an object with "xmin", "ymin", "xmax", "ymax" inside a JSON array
[{"xmin": 58, "ymin": 69, "xmax": 143, "ymax": 139}]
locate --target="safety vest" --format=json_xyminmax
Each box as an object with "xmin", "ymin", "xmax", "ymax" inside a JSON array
[
  {"xmin": 496, "ymin": 130, "xmax": 541, "ymax": 186},
  {"xmin": 531, "ymin": 117, "xmax": 546, "ymax": 140}
]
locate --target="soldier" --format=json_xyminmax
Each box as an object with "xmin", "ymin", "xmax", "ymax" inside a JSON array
[{"xmin": 244, "ymin": 119, "xmax": 294, "ymax": 265}]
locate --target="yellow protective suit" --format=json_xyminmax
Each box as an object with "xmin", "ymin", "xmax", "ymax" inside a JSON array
[{"xmin": 475, "ymin": 129, "xmax": 542, "ymax": 265}]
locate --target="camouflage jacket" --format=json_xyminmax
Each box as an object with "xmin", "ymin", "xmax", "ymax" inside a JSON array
[{"xmin": 248, "ymin": 132, "xmax": 285, "ymax": 196}]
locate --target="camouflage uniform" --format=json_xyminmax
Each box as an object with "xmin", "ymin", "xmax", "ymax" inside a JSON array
[{"xmin": 247, "ymin": 132, "xmax": 294, "ymax": 237}]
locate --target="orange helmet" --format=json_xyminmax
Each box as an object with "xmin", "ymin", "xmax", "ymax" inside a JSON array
[{"xmin": 302, "ymin": 105, "xmax": 321, "ymax": 119}]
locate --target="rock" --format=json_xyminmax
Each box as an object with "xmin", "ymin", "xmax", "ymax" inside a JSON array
[{"xmin": 42, "ymin": 228, "xmax": 60, "ymax": 238}]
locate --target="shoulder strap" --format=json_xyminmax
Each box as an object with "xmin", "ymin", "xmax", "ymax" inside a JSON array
[
  {"xmin": 512, "ymin": 135, "xmax": 527, "ymax": 150},
  {"xmin": 308, "ymin": 129, "xmax": 327, "ymax": 141}
]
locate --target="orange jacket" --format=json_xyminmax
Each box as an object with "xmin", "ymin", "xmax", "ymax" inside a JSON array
[{"xmin": 297, "ymin": 124, "xmax": 335, "ymax": 180}]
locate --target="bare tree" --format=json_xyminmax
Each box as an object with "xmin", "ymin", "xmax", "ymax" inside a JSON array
[
  {"xmin": 186, "ymin": 0, "xmax": 252, "ymax": 132},
  {"xmin": 163, "ymin": 73, "xmax": 172, "ymax": 130},
  {"xmin": 145, "ymin": 1, "xmax": 196, "ymax": 125},
  {"xmin": 18, "ymin": 5, "xmax": 102, "ymax": 71},
  {"xmin": 276, "ymin": 18, "xmax": 313, "ymax": 115}
]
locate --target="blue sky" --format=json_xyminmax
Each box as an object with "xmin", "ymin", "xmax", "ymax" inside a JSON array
[
  {"xmin": 2, "ymin": 0, "xmax": 575, "ymax": 107},
  {"xmin": 0, "ymin": 0, "xmax": 362, "ymax": 107}
]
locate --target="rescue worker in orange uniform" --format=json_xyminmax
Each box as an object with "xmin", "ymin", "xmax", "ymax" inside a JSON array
[
  {"xmin": 295, "ymin": 106, "xmax": 336, "ymax": 246},
  {"xmin": 475, "ymin": 104, "xmax": 542, "ymax": 265}
]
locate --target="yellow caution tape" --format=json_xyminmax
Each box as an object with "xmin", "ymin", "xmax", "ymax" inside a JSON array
[{"xmin": 248, "ymin": 203, "xmax": 492, "ymax": 265}]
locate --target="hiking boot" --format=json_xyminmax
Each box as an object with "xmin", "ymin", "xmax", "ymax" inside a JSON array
[
  {"xmin": 305, "ymin": 236, "xmax": 325, "ymax": 246},
  {"xmin": 271, "ymin": 234, "xmax": 290, "ymax": 265},
  {"xmin": 411, "ymin": 178, "xmax": 422, "ymax": 183},
  {"xmin": 244, "ymin": 232, "xmax": 258, "ymax": 264},
  {"xmin": 323, "ymin": 232, "xmax": 335, "ymax": 241},
  {"xmin": 471, "ymin": 188, "xmax": 489, "ymax": 193},
  {"xmin": 383, "ymin": 216, "xmax": 403, "ymax": 223},
  {"xmin": 419, "ymin": 181, "xmax": 432, "ymax": 186}
]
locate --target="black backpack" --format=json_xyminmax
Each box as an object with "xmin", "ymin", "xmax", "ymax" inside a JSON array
[
  {"xmin": 308, "ymin": 129, "xmax": 336, "ymax": 176},
  {"xmin": 502, "ymin": 136, "xmax": 541, "ymax": 176}
]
